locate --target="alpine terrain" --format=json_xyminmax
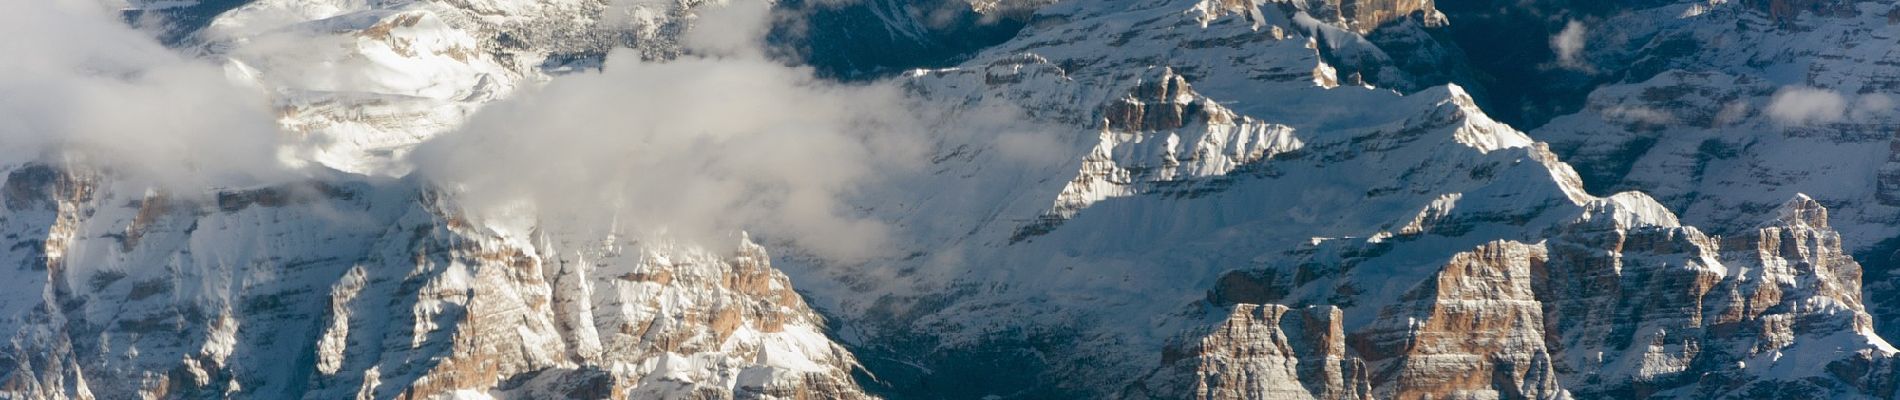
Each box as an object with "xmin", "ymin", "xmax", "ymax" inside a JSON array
[{"xmin": 3, "ymin": 0, "xmax": 1899, "ymax": 399}]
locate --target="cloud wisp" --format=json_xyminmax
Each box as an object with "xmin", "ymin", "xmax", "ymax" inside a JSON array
[
  {"xmin": 1551, "ymin": 20, "xmax": 1590, "ymax": 71},
  {"xmin": 1761, "ymin": 85, "xmax": 1898, "ymax": 127},
  {"xmin": 412, "ymin": 0, "xmax": 955, "ymax": 261},
  {"xmin": 4, "ymin": 0, "xmax": 1047, "ymax": 261},
  {"xmin": 1766, "ymin": 86, "xmax": 1848, "ymax": 126},
  {"xmin": 0, "ymin": 1, "xmax": 292, "ymax": 190}
]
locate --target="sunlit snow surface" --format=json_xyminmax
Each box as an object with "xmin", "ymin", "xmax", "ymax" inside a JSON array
[{"xmin": 3, "ymin": 0, "xmax": 1897, "ymax": 398}]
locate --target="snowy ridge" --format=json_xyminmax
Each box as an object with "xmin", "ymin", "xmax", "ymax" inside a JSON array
[
  {"xmin": 206, "ymin": 2, "xmax": 525, "ymax": 174},
  {"xmin": 198, "ymin": 0, "xmax": 710, "ymax": 175},
  {"xmin": 1531, "ymin": 0, "xmax": 1900, "ymax": 346},
  {"xmin": 1042, "ymin": 67, "xmax": 1304, "ymax": 227},
  {"xmin": 0, "ymin": 164, "xmax": 870, "ymax": 399},
  {"xmin": 9, "ymin": 0, "xmax": 1900, "ymax": 398},
  {"xmin": 768, "ymin": 0, "xmax": 1900, "ymax": 397},
  {"xmin": 0, "ymin": 1, "xmax": 883, "ymax": 397}
]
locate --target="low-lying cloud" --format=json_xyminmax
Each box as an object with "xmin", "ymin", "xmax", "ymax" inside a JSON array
[
  {"xmin": 412, "ymin": 0, "xmax": 950, "ymax": 260},
  {"xmin": 1551, "ymin": 21, "xmax": 1589, "ymax": 71},
  {"xmin": 7, "ymin": 0, "xmax": 1048, "ymax": 261},
  {"xmin": 1763, "ymin": 86, "xmax": 1895, "ymax": 126},
  {"xmin": 0, "ymin": 1, "xmax": 291, "ymax": 190},
  {"xmin": 1766, "ymin": 86, "xmax": 1846, "ymax": 125},
  {"xmin": 1602, "ymin": 105, "xmax": 1674, "ymax": 126},
  {"xmin": 1852, "ymin": 93, "xmax": 1895, "ymax": 121}
]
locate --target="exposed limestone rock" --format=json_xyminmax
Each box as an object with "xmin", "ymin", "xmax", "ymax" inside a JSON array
[
  {"xmin": 1022, "ymin": 68, "xmax": 1303, "ymax": 241},
  {"xmin": 1273, "ymin": 0, "xmax": 1443, "ymax": 34},
  {"xmin": 1144, "ymin": 304, "xmax": 1371, "ymax": 400},
  {"xmin": 1354, "ymin": 241, "xmax": 1566, "ymax": 400},
  {"xmin": 0, "ymin": 164, "xmax": 872, "ymax": 399},
  {"xmin": 1206, "ymin": 194, "xmax": 1897, "ymax": 399}
]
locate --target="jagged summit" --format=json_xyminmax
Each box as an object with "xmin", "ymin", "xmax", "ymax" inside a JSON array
[
  {"xmin": 1775, "ymin": 193, "xmax": 1831, "ymax": 228},
  {"xmin": 796, "ymin": 0, "xmax": 1900, "ymax": 397},
  {"xmin": 9, "ymin": 0, "xmax": 1900, "ymax": 399}
]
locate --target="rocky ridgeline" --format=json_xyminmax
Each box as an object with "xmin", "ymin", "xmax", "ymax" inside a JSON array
[
  {"xmin": 9, "ymin": 0, "xmax": 1900, "ymax": 398},
  {"xmin": 1182, "ymin": 194, "xmax": 1894, "ymax": 399},
  {"xmin": 1019, "ymin": 67, "xmax": 1302, "ymax": 241},
  {"xmin": 832, "ymin": 0, "xmax": 1900, "ymax": 397},
  {"xmin": 1533, "ymin": 0, "xmax": 1900, "ymax": 342},
  {"xmin": 0, "ymin": 164, "xmax": 869, "ymax": 399}
]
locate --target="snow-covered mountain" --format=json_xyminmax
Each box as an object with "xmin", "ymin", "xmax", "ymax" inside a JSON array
[
  {"xmin": 1527, "ymin": 0, "xmax": 1900, "ymax": 342},
  {"xmin": 6, "ymin": 0, "xmax": 1900, "ymax": 399},
  {"xmin": 4, "ymin": 1, "xmax": 872, "ymax": 399},
  {"xmin": 0, "ymin": 167, "xmax": 870, "ymax": 399},
  {"xmin": 797, "ymin": 1, "xmax": 1898, "ymax": 397}
]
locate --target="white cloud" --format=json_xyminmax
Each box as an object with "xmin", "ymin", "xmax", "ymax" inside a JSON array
[
  {"xmin": 0, "ymin": 1, "xmax": 293, "ymax": 190},
  {"xmin": 411, "ymin": 0, "xmax": 1019, "ymax": 261},
  {"xmin": 1713, "ymin": 100, "xmax": 1751, "ymax": 127},
  {"xmin": 1603, "ymin": 106, "xmax": 1674, "ymax": 126},
  {"xmin": 1853, "ymin": 93, "xmax": 1895, "ymax": 121},
  {"xmin": 1766, "ymin": 86, "xmax": 1847, "ymax": 126},
  {"xmin": 1552, "ymin": 21, "xmax": 1589, "ymax": 71},
  {"xmin": 681, "ymin": 0, "xmax": 777, "ymax": 57}
]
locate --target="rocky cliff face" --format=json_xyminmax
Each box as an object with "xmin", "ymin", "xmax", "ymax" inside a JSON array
[
  {"xmin": 1026, "ymin": 67, "xmax": 1302, "ymax": 239},
  {"xmin": 824, "ymin": 0, "xmax": 1900, "ymax": 397},
  {"xmin": 195, "ymin": 0, "xmax": 715, "ymax": 174},
  {"xmin": 0, "ymin": 164, "xmax": 868, "ymax": 399},
  {"xmin": 1145, "ymin": 304, "xmax": 1372, "ymax": 400},
  {"xmin": 1173, "ymin": 194, "xmax": 1893, "ymax": 399},
  {"xmin": 3, "ymin": 1, "xmax": 883, "ymax": 397},
  {"xmin": 1354, "ymin": 241, "xmax": 1565, "ymax": 400},
  {"xmin": 12, "ymin": 0, "xmax": 1900, "ymax": 399},
  {"xmin": 1528, "ymin": 0, "xmax": 1900, "ymax": 342},
  {"xmin": 1283, "ymin": 0, "xmax": 1440, "ymax": 34}
]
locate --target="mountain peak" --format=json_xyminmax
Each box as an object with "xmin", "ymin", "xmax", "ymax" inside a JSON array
[{"xmin": 1774, "ymin": 193, "xmax": 1831, "ymax": 228}]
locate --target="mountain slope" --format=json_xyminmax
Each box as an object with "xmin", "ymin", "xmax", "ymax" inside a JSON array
[
  {"xmin": 3, "ymin": 0, "xmax": 874, "ymax": 398},
  {"xmin": 1525, "ymin": 0, "xmax": 1900, "ymax": 341},
  {"xmin": 0, "ymin": 164, "xmax": 870, "ymax": 399},
  {"xmin": 8, "ymin": 0, "xmax": 1900, "ymax": 399},
  {"xmin": 751, "ymin": 0, "xmax": 1900, "ymax": 398}
]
